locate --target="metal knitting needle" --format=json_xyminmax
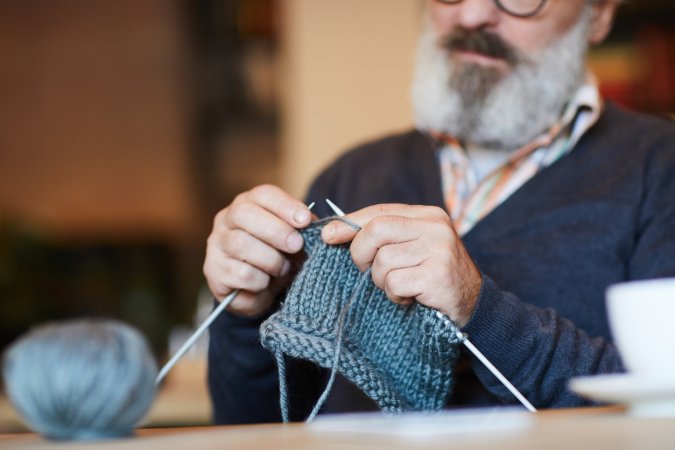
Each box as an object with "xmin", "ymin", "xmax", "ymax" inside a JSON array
[
  {"xmin": 434, "ymin": 312, "xmax": 536, "ymax": 412},
  {"xmin": 325, "ymin": 198, "xmax": 346, "ymax": 217},
  {"xmin": 156, "ymin": 201, "xmax": 316, "ymax": 385},
  {"xmin": 324, "ymin": 198, "xmax": 536, "ymax": 412},
  {"xmin": 156, "ymin": 290, "xmax": 238, "ymax": 385}
]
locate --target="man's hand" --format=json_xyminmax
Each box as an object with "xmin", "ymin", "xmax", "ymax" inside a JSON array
[
  {"xmin": 203, "ymin": 184, "xmax": 313, "ymax": 317},
  {"xmin": 321, "ymin": 204, "xmax": 481, "ymax": 327}
]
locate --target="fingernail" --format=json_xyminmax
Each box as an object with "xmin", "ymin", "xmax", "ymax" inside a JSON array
[
  {"xmin": 322, "ymin": 222, "xmax": 336, "ymax": 242},
  {"xmin": 280, "ymin": 259, "xmax": 291, "ymax": 277},
  {"xmin": 293, "ymin": 209, "xmax": 309, "ymax": 225},
  {"xmin": 286, "ymin": 232, "xmax": 303, "ymax": 252}
]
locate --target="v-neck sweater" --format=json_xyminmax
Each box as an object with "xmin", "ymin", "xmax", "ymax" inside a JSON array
[{"xmin": 208, "ymin": 102, "xmax": 675, "ymax": 423}]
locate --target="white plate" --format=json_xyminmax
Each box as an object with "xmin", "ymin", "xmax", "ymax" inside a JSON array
[{"xmin": 569, "ymin": 373, "xmax": 675, "ymax": 417}]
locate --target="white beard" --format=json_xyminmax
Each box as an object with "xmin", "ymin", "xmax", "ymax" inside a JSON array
[{"xmin": 411, "ymin": 10, "xmax": 591, "ymax": 150}]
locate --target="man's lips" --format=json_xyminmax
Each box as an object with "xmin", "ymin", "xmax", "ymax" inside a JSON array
[
  {"xmin": 452, "ymin": 49, "xmax": 509, "ymax": 67},
  {"xmin": 442, "ymin": 28, "xmax": 520, "ymax": 67}
]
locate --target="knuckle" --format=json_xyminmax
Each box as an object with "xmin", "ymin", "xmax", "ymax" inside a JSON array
[
  {"xmin": 202, "ymin": 259, "xmax": 213, "ymax": 280},
  {"xmin": 248, "ymin": 271, "xmax": 270, "ymax": 292},
  {"xmin": 348, "ymin": 242, "xmax": 368, "ymax": 270},
  {"xmin": 385, "ymin": 271, "xmax": 403, "ymax": 295},
  {"xmin": 424, "ymin": 205, "xmax": 452, "ymax": 225},
  {"xmin": 428, "ymin": 205, "xmax": 447, "ymax": 218},
  {"xmin": 206, "ymin": 227, "xmax": 226, "ymax": 250},
  {"xmin": 215, "ymin": 280, "xmax": 234, "ymax": 299},
  {"xmin": 366, "ymin": 216, "xmax": 389, "ymax": 236},
  {"xmin": 236, "ymin": 264, "xmax": 257, "ymax": 285},
  {"xmin": 213, "ymin": 208, "xmax": 228, "ymax": 228},
  {"xmin": 224, "ymin": 229, "xmax": 247, "ymax": 255},
  {"xmin": 372, "ymin": 249, "xmax": 392, "ymax": 275},
  {"xmin": 203, "ymin": 268, "xmax": 231, "ymax": 299},
  {"xmin": 232, "ymin": 192, "xmax": 248, "ymax": 207},
  {"xmin": 370, "ymin": 264, "xmax": 385, "ymax": 288},
  {"xmin": 374, "ymin": 204, "xmax": 391, "ymax": 216},
  {"xmin": 203, "ymin": 248, "xmax": 221, "ymax": 278},
  {"xmin": 250, "ymin": 183, "xmax": 278, "ymax": 201},
  {"xmin": 227, "ymin": 201, "xmax": 244, "ymax": 218},
  {"xmin": 205, "ymin": 232, "xmax": 215, "ymax": 250},
  {"xmin": 232, "ymin": 264, "xmax": 269, "ymax": 292},
  {"xmin": 227, "ymin": 202, "xmax": 253, "ymax": 228}
]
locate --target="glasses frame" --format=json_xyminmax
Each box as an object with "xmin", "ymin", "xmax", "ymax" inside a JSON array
[{"xmin": 434, "ymin": 0, "xmax": 549, "ymax": 18}]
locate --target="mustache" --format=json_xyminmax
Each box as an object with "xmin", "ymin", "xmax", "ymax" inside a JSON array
[{"xmin": 442, "ymin": 28, "xmax": 521, "ymax": 66}]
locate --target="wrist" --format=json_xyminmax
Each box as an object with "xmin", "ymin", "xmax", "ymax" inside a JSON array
[{"xmin": 451, "ymin": 270, "xmax": 483, "ymax": 328}]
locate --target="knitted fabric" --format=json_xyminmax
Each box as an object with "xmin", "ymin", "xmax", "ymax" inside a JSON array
[{"xmin": 260, "ymin": 219, "xmax": 463, "ymax": 420}]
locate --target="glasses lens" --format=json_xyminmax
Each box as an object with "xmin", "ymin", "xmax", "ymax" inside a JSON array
[{"xmin": 499, "ymin": 0, "xmax": 545, "ymax": 16}]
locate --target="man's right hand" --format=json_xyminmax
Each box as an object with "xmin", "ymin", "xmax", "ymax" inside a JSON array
[{"xmin": 203, "ymin": 184, "xmax": 313, "ymax": 317}]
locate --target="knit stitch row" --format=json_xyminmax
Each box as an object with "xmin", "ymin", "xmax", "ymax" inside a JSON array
[{"xmin": 260, "ymin": 218, "xmax": 463, "ymax": 421}]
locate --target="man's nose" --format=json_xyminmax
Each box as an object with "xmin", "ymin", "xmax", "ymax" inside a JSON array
[{"xmin": 455, "ymin": 0, "xmax": 501, "ymax": 29}]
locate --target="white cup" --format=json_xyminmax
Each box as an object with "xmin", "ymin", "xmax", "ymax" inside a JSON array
[{"xmin": 606, "ymin": 278, "xmax": 675, "ymax": 378}]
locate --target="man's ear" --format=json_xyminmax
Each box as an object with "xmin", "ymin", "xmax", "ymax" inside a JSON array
[{"xmin": 588, "ymin": 0, "xmax": 620, "ymax": 45}]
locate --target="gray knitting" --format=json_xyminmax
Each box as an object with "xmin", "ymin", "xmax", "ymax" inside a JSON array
[{"xmin": 260, "ymin": 219, "xmax": 463, "ymax": 421}]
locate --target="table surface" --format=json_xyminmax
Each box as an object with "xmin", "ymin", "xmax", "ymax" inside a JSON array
[{"xmin": 2, "ymin": 407, "xmax": 674, "ymax": 450}]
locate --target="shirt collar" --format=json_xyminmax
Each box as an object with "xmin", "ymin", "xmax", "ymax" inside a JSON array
[{"xmin": 431, "ymin": 73, "xmax": 603, "ymax": 155}]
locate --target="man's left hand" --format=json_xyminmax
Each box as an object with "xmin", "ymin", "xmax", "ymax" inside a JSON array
[{"xmin": 321, "ymin": 204, "xmax": 482, "ymax": 327}]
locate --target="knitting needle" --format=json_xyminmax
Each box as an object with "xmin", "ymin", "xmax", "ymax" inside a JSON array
[
  {"xmin": 434, "ymin": 312, "xmax": 536, "ymax": 412},
  {"xmin": 325, "ymin": 198, "xmax": 346, "ymax": 217},
  {"xmin": 156, "ymin": 201, "xmax": 316, "ymax": 385},
  {"xmin": 156, "ymin": 290, "xmax": 238, "ymax": 384},
  {"xmin": 324, "ymin": 198, "xmax": 536, "ymax": 412}
]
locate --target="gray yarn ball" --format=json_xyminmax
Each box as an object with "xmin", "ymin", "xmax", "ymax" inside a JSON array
[{"xmin": 2, "ymin": 319, "xmax": 158, "ymax": 441}]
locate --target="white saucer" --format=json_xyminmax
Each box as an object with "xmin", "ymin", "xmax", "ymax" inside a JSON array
[{"xmin": 569, "ymin": 373, "xmax": 675, "ymax": 417}]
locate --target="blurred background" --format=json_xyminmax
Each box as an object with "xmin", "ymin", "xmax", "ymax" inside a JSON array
[{"xmin": 0, "ymin": 0, "xmax": 673, "ymax": 429}]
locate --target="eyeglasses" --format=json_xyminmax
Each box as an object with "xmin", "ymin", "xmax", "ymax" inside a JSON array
[{"xmin": 435, "ymin": 0, "xmax": 548, "ymax": 18}]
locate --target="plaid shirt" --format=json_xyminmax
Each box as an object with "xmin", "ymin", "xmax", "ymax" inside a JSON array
[{"xmin": 437, "ymin": 79, "xmax": 603, "ymax": 236}]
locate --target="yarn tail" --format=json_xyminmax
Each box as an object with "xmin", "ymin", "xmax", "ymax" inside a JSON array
[
  {"xmin": 305, "ymin": 269, "xmax": 371, "ymax": 423},
  {"xmin": 275, "ymin": 352, "xmax": 290, "ymax": 423}
]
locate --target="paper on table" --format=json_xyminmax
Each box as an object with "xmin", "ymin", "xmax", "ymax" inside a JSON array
[{"xmin": 308, "ymin": 407, "xmax": 533, "ymax": 442}]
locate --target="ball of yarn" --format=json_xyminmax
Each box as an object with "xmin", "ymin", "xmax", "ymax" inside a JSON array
[{"xmin": 2, "ymin": 319, "xmax": 158, "ymax": 441}]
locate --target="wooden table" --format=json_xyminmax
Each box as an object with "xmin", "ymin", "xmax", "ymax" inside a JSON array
[{"xmin": 1, "ymin": 407, "xmax": 674, "ymax": 450}]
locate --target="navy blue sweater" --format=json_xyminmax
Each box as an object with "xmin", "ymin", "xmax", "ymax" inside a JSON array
[{"xmin": 208, "ymin": 103, "xmax": 675, "ymax": 423}]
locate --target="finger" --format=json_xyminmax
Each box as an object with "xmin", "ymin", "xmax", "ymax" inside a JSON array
[
  {"xmin": 226, "ymin": 202, "xmax": 305, "ymax": 254},
  {"xmin": 224, "ymin": 290, "xmax": 275, "ymax": 317},
  {"xmin": 244, "ymin": 184, "xmax": 312, "ymax": 228},
  {"xmin": 221, "ymin": 229, "xmax": 289, "ymax": 277},
  {"xmin": 349, "ymin": 216, "xmax": 424, "ymax": 271},
  {"xmin": 382, "ymin": 266, "xmax": 426, "ymax": 304},
  {"xmin": 322, "ymin": 204, "xmax": 447, "ymax": 244},
  {"xmin": 205, "ymin": 256, "xmax": 271, "ymax": 300},
  {"xmin": 370, "ymin": 241, "xmax": 425, "ymax": 289}
]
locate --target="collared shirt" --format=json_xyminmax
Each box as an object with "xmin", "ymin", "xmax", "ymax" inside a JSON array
[{"xmin": 437, "ymin": 78, "xmax": 603, "ymax": 236}]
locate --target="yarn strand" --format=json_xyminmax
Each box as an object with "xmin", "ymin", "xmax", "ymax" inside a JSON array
[
  {"xmin": 275, "ymin": 352, "xmax": 290, "ymax": 423},
  {"xmin": 305, "ymin": 269, "xmax": 371, "ymax": 422}
]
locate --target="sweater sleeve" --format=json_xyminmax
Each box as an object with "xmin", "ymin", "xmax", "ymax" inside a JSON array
[
  {"xmin": 462, "ymin": 275, "xmax": 623, "ymax": 408},
  {"xmin": 208, "ymin": 305, "xmax": 282, "ymax": 424},
  {"xmin": 462, "ymin": 126, "xmax": 675, "ymax": 408},
  {"xmin": 627, "ymin": 131, "xmax": 675, "ymax": 280}
]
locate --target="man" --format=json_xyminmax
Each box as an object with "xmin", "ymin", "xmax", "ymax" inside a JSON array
[{"xmin": 204, "ymin": 0, "xmax": 675, "ymax": 423}]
